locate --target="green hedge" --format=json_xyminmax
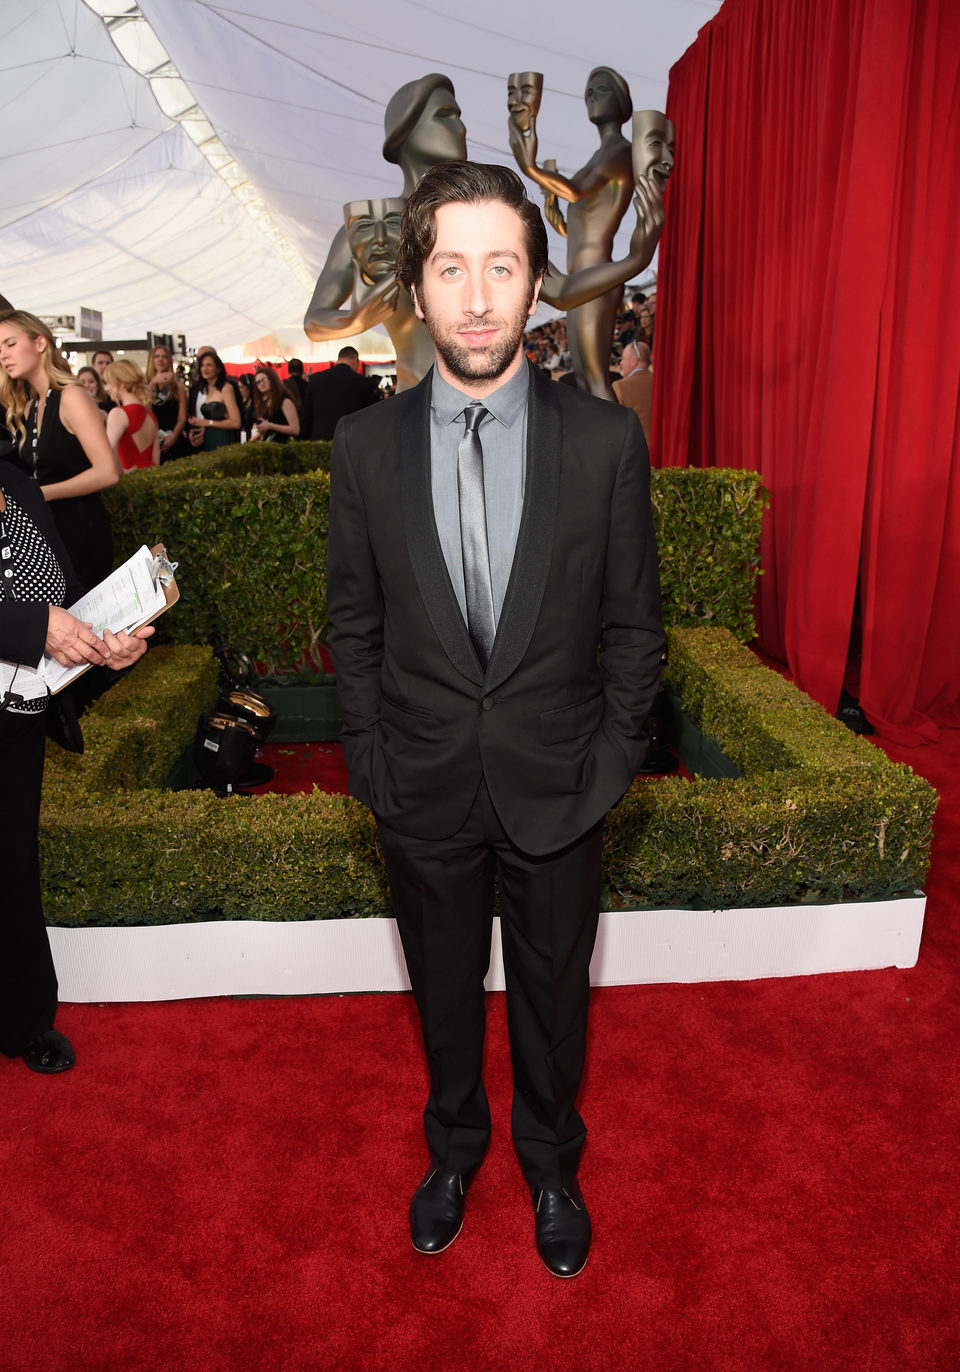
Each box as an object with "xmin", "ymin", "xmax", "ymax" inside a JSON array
[
  {"xmin": 40, "ymin": 634, "xmax": 936, "ymax": 925},
  {"xmin": 650, "ymin": 468, "xmax": 766, "ymax": 641},
  {"xmin": 103, "ymin": 444, "xmax": 766, "ymax": 675},
  {"xmin": 105, "ymin": 463, "xmax": 330, "ymax": 675},
  {"xmin": 601, "ymin": 627, "xmax": 937, "ymax": 909}
]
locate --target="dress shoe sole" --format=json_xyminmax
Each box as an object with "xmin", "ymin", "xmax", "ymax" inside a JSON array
[{"xmin": 411, "ymin": 1217, "xmax": 463, "ymax": 1255}]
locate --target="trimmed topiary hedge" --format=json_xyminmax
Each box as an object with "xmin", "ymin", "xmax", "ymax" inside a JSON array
[
  {"xmin": 603, "ymin": 628, "xmax": 936, "ymax": 909},
  {"xmin": 103, "ymin": 443, "xmax": 766, "ymax": 675},
  {"xmin": 650, "ymin": 468, "xmax": 765, "ymax": 641},
  {"xmin": 39, "ymin": 646, "xmax": 388, "ymax": 926},
  {"xmin": 105, "ymin": 463, "xmax": 330, "ymax": 675},
  {"xmin": 39, "ymin": 634, "xmax": 936, "ymax": 926}
]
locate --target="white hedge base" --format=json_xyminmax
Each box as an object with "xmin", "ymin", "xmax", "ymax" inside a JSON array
[{"xmin": 49, "ymin": 895, "xmax": 926, "ymax": 1002}]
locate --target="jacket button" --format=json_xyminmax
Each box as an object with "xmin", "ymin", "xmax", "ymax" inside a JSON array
[{"xmin": 481, "ymin": 697, "xmax": 494, "ymax": 711}]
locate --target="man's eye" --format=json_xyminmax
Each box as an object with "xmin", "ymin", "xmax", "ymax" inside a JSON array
[
  {"xmin": 442, "ymin": 266, "xmax": 461, "ymax": 277},
  {"xmin": 491, "ymin": 266, "xmax": 509, "ymax": 277}
]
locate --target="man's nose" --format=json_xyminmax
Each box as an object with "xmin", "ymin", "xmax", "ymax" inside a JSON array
[{"xmin": 464, "ymin": 272, "xmax": 492, "ymax": 316}]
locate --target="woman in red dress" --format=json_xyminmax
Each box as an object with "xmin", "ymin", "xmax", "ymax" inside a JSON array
[{"xmin": 103, "ymin": 360, "xmax": 160, "ymax": 472}]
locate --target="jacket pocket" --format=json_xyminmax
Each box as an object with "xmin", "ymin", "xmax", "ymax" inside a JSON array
[
  {"xmin": 539, "ymin": 693, "xmax": 604, "ymax": 745},
  {"xmin": 380, "ymin": 690, "xmax": 434, "ymax": 721}
]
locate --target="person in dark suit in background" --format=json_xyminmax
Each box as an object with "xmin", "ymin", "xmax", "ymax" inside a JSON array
[
  {"xmin": 326, "ymin": 163, "xmax": 664, "ymax": 1278},
  {"xmin": 301, "ymin": 346, "xmax": 380, "ymax": 440},
  {"xmin": 284, "ymin": 357, "xmax": 308, "ymax": 414}
]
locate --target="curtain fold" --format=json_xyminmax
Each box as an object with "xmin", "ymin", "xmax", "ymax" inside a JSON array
[{"xmin": 653, "ymin": 0, "xmax": 960, "ymax": 744}]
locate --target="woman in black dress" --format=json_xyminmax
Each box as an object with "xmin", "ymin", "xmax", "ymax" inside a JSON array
[
  {"xmin": 251, "ymin": 365, "xmax": 300, "ymax": 443},
  {"xmin": 145, "ymin": 343, "xmax": 189, "ymax": 461},
  {"xmin": 0, "ymin": 310, "xmax": 118, "ymax": 589},
  {"xmin": 186, "ymin": 351, "xmax": 242, "ymax": 451},
  {"xmin": 0, "ymin": 459, "xmax": 152, "ymax": 1074}
]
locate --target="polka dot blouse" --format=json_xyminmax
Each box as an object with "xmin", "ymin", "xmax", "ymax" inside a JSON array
[{"xmin": 0, "ymin": 485, "xmax": 67, "ymax": 713}]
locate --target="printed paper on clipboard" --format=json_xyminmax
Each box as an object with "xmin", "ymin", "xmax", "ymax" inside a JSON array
[{"xmin": 42, "ymin": 543, "xmax": 180, "ymax": 694}]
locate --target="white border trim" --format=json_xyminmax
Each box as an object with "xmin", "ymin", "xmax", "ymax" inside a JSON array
[{"xmin": 50, "ymin": 897, "xmax": 926, "ymax": 1002}]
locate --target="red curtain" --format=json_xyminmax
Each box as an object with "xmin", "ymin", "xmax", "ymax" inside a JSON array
[{"xmin": 652, "ymin": 0, "xmax": 960, "ymax": 744}]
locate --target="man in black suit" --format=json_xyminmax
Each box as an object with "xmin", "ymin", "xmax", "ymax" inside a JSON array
[
  {"xmin": 284, "ymin": 357, "xmax": 308, "ymax": 413},
  {"xmin": 327, "ymin": 163, "xmax": 664, "ymax": 1277},
  {"xmin": 301, "ymin": 346, "xmax": 379, "ymax": 440}
]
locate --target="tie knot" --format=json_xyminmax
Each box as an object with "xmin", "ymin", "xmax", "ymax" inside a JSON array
[{"xmin": 462, "ymin": 403, "xmax": 487, "ymax": 435}]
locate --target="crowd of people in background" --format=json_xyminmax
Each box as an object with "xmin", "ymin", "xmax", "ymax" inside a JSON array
[
  {"xmin": 522, "ymin": 287, "xmax": 656, "ymax": 439},
  {"xmin": 1, "ymin": 284, "xmax": 655, "ymax": 486}
]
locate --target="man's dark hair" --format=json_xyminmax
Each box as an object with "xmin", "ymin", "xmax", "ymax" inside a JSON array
[
  {"xmin": 92, "ymin": 349, "xmax": 113, "ymax": 363},
  {"xmin": 337, "ymin": 346, "xmax": 359, "ymax": 362},
  {"xmin": 396, "ymin": 161, "xmax": 549, "ymax": 295},
  {"xmin": 631, "ymin": 292, "xmax": 646, "ymax": 307},
  {"xmin": 288, "ymin": 357, "xmax": 304, "ymax": 375}
]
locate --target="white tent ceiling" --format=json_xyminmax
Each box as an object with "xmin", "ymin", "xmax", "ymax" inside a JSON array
[{"xmin": 1, "ymin": 0, "xmax": 721, "ymax": 352}]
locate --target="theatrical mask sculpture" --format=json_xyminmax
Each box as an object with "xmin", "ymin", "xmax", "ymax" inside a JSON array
[
  {"xmin": 632, "ymin": 109, "xmax": 676, "ymax": 198},
  {"xmin": 507, "ymin": 71, "xmax": 542, "ymax": 134},
  {"xmin": 304, "ymin": 74, "xmax": 467, "ymax": 391},
  {"xmin": 507, "ymin": 72, "xmax": 566, "ymax": 237},
  {"xmin": 338, "ymin": 198, "xmax": 435, "ymax": 393},
  {"xmin": 509, "ymin": 67, "xmax": 667, "ymax": 401},
  {"xmin": 345, "ymin": 199, "xmax": 406, "ymax": 286}
]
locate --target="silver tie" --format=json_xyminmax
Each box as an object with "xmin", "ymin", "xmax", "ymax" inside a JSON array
[{"xmin": 458, "ymin": 402, "xmax": 496, "ymax": 667}]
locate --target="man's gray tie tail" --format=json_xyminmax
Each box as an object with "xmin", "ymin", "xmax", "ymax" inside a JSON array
[{"xmin": 458, "ymin": 402, "xmax": 496, "ymax": 667}]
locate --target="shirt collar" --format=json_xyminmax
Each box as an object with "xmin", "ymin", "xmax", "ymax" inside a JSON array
[{"xmin": 430, "ymin": 358, "xmax": 530, "ymax": 429}]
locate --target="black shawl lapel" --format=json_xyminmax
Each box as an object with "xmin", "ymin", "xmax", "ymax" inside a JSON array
[
  {"xmin": 400, "ymin": 371, "xmax": 485, "ymax": 686},
  {"xmin": 484, "ymin": 366, "xmax": 561, "ymax": 692}
]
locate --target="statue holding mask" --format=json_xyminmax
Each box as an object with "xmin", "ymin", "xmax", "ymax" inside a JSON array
[
  {"xmin": 509, "ymin": 68, "xmax": 674, "ymax": 401},
  {"xmin": 304, "ymin": 74, "xmax": 467, "ymax": 391}
]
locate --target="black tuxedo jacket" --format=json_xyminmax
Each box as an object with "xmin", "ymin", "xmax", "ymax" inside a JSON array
[
  {"xmin": 302, "ymin": 364, "xmax": 380, "ymax": 441},
  {"xmin": 327, "ymin": 363, "xmax": 665, "ymax": 856}
]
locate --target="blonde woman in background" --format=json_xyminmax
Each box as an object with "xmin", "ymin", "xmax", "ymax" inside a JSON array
[
  {"xmin": 0, "ymin": 309, "xmax": 116, "ymax": 587},
  {"xmin": 145, "ymin": 342, "xmax": 188, "ymax": 460},
  {"xmin": 103, "ymin": 360, "xmax": 160, "ymax": 472}
]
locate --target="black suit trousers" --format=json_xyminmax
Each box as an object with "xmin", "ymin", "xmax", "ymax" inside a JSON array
[{"xmin": 377, "ymin": 778, "xmax": 602, "ymax": 1191}]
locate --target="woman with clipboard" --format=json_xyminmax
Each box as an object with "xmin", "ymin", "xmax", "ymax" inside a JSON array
[{"xmin": 0, "ymin": 450, "xmax": 152, "ymax": 1076}]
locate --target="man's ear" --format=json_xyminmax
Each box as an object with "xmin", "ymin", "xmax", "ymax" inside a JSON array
[
  {"xmin": 411, "ymin": 283, "xmax": 425, "ymax": 321},
  {"xmin": 528, "ymin": 275, "xmax": 543, "ymax": 317}
]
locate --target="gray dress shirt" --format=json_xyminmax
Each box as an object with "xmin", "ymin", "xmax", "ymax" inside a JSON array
[{"xmin": 429, "ymin": 361, "xmax": 529, "ymax": 627}]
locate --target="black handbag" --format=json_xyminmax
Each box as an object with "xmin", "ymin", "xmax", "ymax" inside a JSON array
[{"xmin": 200, "ymin": 401, "xmax": 227, "ymax": 421}]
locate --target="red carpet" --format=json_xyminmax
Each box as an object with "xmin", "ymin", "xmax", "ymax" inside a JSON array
[
  {"xmin": 244, "ymin": 740, "xmax": 351, "ymax": 795},
  {"xmin": 2, "ymin": 733, "xmax": 958, "ymax": 1370}
]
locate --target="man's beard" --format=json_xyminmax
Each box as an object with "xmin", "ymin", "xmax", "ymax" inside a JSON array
[{"xmin": 420, "ymin": 285, "xmax": 534, "ymax": 386}]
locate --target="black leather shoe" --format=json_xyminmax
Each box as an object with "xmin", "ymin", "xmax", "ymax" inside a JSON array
[
  {"xmin": 533, "ymin": 1180, "xmax": 591, "ymax": 1277},
  {"xmin": 22, "ymin": 1029, "xmax": 76, "ymax": 1074},
  {"xmin": 409, "ymin": 1165, "xmax": 475, "ymax": 1254}
]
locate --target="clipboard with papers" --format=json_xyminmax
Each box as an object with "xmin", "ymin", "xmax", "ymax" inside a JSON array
[{"xmin": 43, "ymin": 543, "xmax": 180, "ymax": 694}]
